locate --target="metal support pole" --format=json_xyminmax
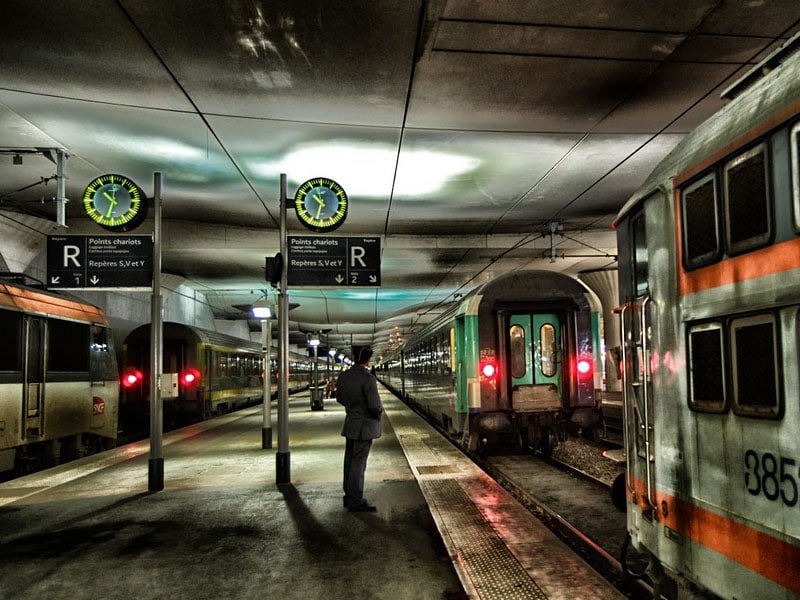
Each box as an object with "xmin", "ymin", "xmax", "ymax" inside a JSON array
[
  {"xmin": 55, "ymin": 149, "xmax": 68, "ymax": 228},
  {"xmin": 148, "ymin": 172, "xmax": 164, "ymax": 492},
  {"xmin": 311, "ymin": 343, "xmax": 319, "ymax": 409},
  {"xmin": 276, "ymin": 173, "xmax": 291, "ymax": 484},
  {"xmin": 262, "ymin": 318, "xmax": 272, "ymax": 449}
]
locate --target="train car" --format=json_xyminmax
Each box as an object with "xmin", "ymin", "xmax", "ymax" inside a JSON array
[
  {"xmin": 0, "ymin": 276, "xmax": 118, "ymax": 474},
  {"xmin": 120, "ymin": 322, "xmax": 312, "ymax": 430},
  {"xmin": 613, "ymin": 34, "xmax": 800, "ymax": 600},
  {"xmin": 381, "ymin": 270, "xmax": 599, "ymax": 455}
]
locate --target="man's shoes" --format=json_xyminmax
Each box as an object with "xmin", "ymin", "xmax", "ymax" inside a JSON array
[{"xmin": 347, "ymin": 502, "xmax": 377, "ymax": 512}]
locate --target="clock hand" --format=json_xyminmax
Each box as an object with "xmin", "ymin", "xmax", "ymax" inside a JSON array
[
  {"xmin": 103, "ymin": 191, "xmax": 118, "ymax": 218},
  {"xmin": 313, "ymin": 193, "xmax": 326, "ymax": 219}
]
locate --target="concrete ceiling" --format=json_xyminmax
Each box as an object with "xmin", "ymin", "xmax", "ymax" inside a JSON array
[{"xmin": 1, "ymin": 1, "xmax": 799, "ymax": 357}]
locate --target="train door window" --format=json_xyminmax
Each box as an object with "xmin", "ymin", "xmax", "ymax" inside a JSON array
[
  {"xmin": 443, "ymin": 334, "xmax": 452, "ymax": 375},
  {"xmin": 681, "ymin": 172, "xmax": 721, "ymax": 269},
  {"xmin": 91, "ymin": 326, "xmax": 109, "ymax": 352},
  {"xmin": 509, "ymin": 324, "xmax": 526, "ymax": 379},
  {"xmin": 25, "ymin": 317, "xmax": 44, "ymax": 416},
  {"xmin": 723, "ymin": 143, "xmax": 772, "ymax": 255},
  {"xmin": 0, "ymin": 310, "xmax": 21, "ymax": 371},
  {"xmin": 730, "ymin": 313, "xmax": 780, "ymax": 417},
  {"xmin": 47, "ymin": 319, "xmax": 90, "ymax": 372},
  {"xmin": 792, "ymin": 121, "xmax": 800, "ymax": 229},
  {"xmin": 540, "ymin": 323, "xmax": 557, "ymax": 377},
  {"xmin": 632, "ymin": 212, "xmax": 648, "ymax": 297},
  {"xmin": 218, "ymin": 352, "xmax": 229, "ymax": 377},
  {"xmin": 532, "ymin": 314, "xmax": 562, "ymax": 393},
  {"xmin": 687, "ymin": 322, "xmax": 726, "ymax": 412},
  {"xmin": 164, "ymin": 342, "xmax": 180, "ymax": 374}
]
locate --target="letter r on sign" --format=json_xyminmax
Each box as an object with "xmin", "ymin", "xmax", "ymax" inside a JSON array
[
  {"xmin": 350, "ymin": 245, "xmax": 366, "ymax": 267},
  {"xmin": 64, "ymin": 245, "xmax": 82, "ymax": 267}
]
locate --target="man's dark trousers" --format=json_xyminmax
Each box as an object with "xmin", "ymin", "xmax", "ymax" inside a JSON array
[{"xmin": 343, "ymin": 437, "xmax": 373, "ymax": 507}]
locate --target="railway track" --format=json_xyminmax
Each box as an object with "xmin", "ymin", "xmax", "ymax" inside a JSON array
[{"xmin": 480, "ymin": 439, "xmax": 656, "ymax": 599}]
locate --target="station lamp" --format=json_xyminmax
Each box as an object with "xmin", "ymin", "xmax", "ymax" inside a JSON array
[
  {"xmin": 251, "ymin": 300, "xmax": 272, "ymax": 320},
  {"xmin": 252, "ymin": 299, "xmax": 274, "ymax": 449}
]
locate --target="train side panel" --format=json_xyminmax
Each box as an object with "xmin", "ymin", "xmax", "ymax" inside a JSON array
[
  {"xmin": 615, "ymin": 35, "xmax": 800, "ymax": 600},
  {"xmin": 0, "ymin": 281, "xmax": 118, "ymax": 473}
]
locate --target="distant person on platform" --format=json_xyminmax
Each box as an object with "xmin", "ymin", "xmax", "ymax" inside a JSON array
[{"xmin": 336, "ymin": 345, "xmax": 383, "ymax": 512}]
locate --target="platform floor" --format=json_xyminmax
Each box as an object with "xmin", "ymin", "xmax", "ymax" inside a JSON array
[{"xmin": 0, "ymin": 386, "xmax": 623, "ymax": 600}]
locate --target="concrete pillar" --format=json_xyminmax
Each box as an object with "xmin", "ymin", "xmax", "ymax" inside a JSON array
[{"xmin": 578, "ymin": 269, "xmax": 621, "ymax": 393}]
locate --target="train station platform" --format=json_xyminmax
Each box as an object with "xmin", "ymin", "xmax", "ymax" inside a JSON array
[{"xmin": 0, "ymin": 385, "xmax": 624, "ymax": 600}]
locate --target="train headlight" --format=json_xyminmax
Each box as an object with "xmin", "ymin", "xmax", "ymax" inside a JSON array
[
  {"xmin": 121, "ymin": 368, "xmax": 143, "ymax": 388},
  {"xmin": 180, "ymin": 367, "xmax": 201, "ymax": 387}
]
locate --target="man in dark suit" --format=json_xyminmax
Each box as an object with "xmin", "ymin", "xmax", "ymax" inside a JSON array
[{"xmin": 336, "ymin": 345, "xmax": 383, "ymax": 512}]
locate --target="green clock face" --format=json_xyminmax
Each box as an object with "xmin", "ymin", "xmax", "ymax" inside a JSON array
[
  {"xmin": 82, "ymin": 174, "xmax": 147, "ymax": 232},
  {"xmin": 294, "ymin": 177, "xmax": 348, "ymax": 233}
]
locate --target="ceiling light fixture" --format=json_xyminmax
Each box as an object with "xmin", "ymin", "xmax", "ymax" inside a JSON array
[{"xmin": 248, "ymin": 140, "xmax": 480, "ymax": 196}]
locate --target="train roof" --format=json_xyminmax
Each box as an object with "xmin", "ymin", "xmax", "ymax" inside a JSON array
[
  {"xmin": 615, "ymin": 30, "xmax": 800, "ymax": 226},
  {"xmin": 126, "ymin": 321, "xmax": 262, "ymax": 353},
  {"xmin": 399, "ymin": 270, "xmax": 592, "ymax": 351},
  {"xmin": 0, "ymin": 279, "xmax": 109, "ymax": 326}
]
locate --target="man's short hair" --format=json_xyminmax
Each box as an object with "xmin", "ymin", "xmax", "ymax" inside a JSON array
[{"xmin": 354, "ymin": 345, "xmax": 373, "ymax": 364}]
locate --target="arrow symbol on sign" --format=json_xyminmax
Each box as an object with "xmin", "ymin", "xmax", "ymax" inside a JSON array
[
  {"xmin": 335, "ymin": 274, "xmax": 344, "ymax": 284},
  {"xmin": 51, "ymin": 276, "xmax": 60, "ymax": 284},
  {"xmin": 90, "ymin": 276, "xmax": 100, "ymax": 285},
  {"xmin": 369, "ymin": 275, "xmax": 377, "ymax": 283}
]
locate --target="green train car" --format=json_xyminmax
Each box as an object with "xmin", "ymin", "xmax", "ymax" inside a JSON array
[{"xmin": 380, "ymin": 270, "xmax": 600, "ymax": 455}]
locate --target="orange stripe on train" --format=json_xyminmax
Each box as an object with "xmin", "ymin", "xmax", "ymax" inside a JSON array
[
  {"xmin": 676, "ymin": 237, "xmax": 800, "ymax": 296},
  {"xmin": 627, "ymin": 477, "xmax": 800, "ymax": 594},
  {"xmin": 0, "ymin": 283, "xmax": 108, "ymax": 325}
]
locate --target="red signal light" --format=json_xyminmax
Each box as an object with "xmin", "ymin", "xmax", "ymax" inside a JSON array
[
  {"xmin": 576, "ymin": 357, "xmax": 593, "ymax": 378},
  {"xmin": 180, "ymin": 367, "xmax": 201, "ymax": 387},
  {"xmin": 480, "ymin": 360, "xmax": 497, "ymax": 379},
  {"xmin": 121, "ymin": 368, "xmax": 143, "ymax": 389}
]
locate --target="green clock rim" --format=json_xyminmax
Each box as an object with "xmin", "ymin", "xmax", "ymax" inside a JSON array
[
  {"xmin": 82, "ymin": 173, "xmax": 147, "ymax": 232},
  {"xmin": 293, "ymin": 177, "xmax": 348, "ymax": 233}
]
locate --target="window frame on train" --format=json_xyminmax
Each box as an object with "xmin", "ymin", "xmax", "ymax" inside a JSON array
[
  {"xmin": 681, "ymin": 139, "xmax": 776, "ymax": 271},
  {"xmin": 729, "ymin": 312, "xmax": 782, "ymax": 418},
  {"xmin": 48, "ymin": 319, "xmax": 91, "ymax": 372},
  {"xmin": 687, "ymin": 321, "xmax": 727, "ymax": 413},
  {"xmin": 681, "ymin": 172, "xmax": 721, "ymax": 269},
  {"xmin": 687, "ymin": 311, "xmax": 783, "ymax": 419},
  {"xmin": 0, "ymin": 310, "xmax": 22, "ymax": 372},
  {"xmin": 792, "ymin": 120, "xmax": 800, "ymax": 231},
  {"xmin": 722, "ymin": 141, "xmax": 773, "ymax": 256},
  {"xmin": 632, "ymin": 211, "xmax": 648, "ymax": 297}
]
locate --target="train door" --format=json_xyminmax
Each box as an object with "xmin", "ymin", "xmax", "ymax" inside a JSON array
[
  {"xmin": 509, "ymin": 313, "xmax": 563, "ymax": 408},
  {"xmin": 616, "ymin": 208, "xmax": 657, "ymax": 511},
  {"xmin": 452, "ymin": 316, "xmax": 468, "ymax": 433},
  {"xmin": 23, "ymin": 316, "xmax": 44, "ymax": 438}
]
